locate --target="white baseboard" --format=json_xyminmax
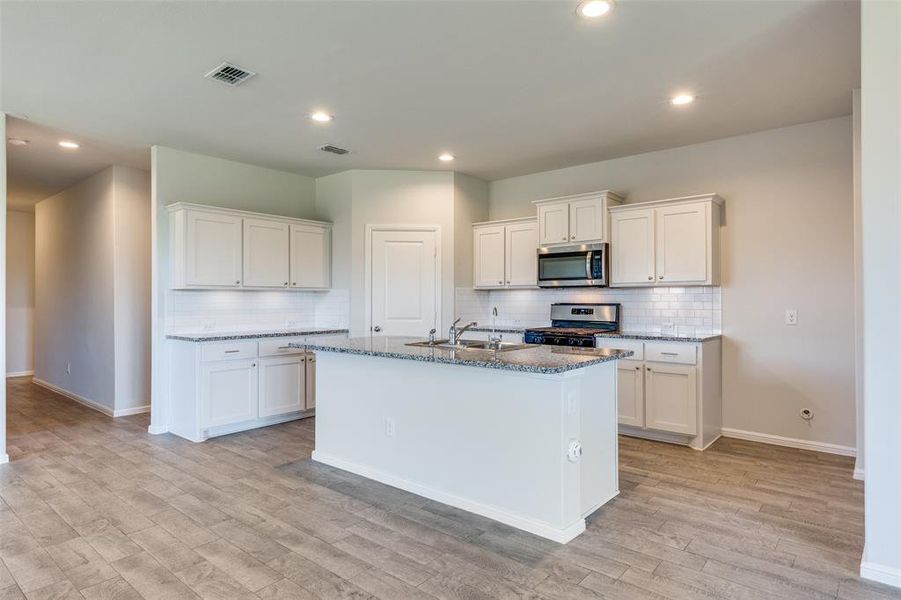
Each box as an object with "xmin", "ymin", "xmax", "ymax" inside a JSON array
[
  {"xmin": 722, "ymin": 427, "xmax": 856, "ymax": 457},
  {"xmin": 312, "ymin": 450, "xmax": 586, "ymax": 544},
  {"xmin": 147, "ymin": 424, "xmax": 169, "ymax": 435},
  {"xmin": 853, "ymin": 467, "xmax": 865, "ymax": 481},
  {"xmin": 861, "ymin": 561, "xmax": 901, "ymax": 590},
  {"xmin": 113, "ymin": 405, "xmax": 151, "ymax": 417},
  {"xmin": 0, "ymin": 453, "xmax": 9, "ymax": 465},
  {"xmin": 32, "ymin": 378, "xmax": 115, "ymax": 417},
  {"xmin": 6, "ymin": 370, "xmax": 34, "ymax": 378}
]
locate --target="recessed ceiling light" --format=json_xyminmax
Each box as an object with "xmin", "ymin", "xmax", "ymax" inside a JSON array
[
  {"xmin": 7, "ymin": 138, "xmax": 29, "ymax": 146},
  {"xmin": 577, "ymin": 0, "xmax": 613, "ymax": 18},
  {"xmin": 310, "ymin": 111, "xmax": 334, "ymax": 123},
  {"xmin": 671, "ymin": 94, "xmax": 695, "ymax": 106},
  {"xmin": 58, "ymin": 140, "xmax": 80, "ymax": 149},
  {"xmin": 438, "ymin": 153, "xmax": 455, "ymax": 162}
]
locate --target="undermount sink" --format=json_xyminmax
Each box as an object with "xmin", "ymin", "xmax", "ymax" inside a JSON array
[{"xmin": 406, "ymin": 339, "xmax": 532, "ymax": 352}]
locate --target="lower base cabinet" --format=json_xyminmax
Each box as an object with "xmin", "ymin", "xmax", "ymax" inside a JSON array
[
  {"xmin": 608, "ymin": 337, "xmax": 722, "ymax": 450},
  {"xmin": 169, "ymin": 336, "xmax": 325, "ymax": 442}
]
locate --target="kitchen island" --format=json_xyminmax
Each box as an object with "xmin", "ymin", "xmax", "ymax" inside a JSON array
[{"xmin": 292, "ymin": 336, "xmax": 632, "ymax": 543}]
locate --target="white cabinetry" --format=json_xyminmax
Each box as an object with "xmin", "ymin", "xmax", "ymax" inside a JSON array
[
  {"xmin": 533, "ymin": 191, "xmax": 623, "ymax": 246},
  {"xmin": 167, "ymin": 335, "xmax": 340, "ymax": 442},
  {"xmin": 601, "ymin": 337, "xmax": 722, "ymax": 450},
  {"xmin": 472, "ymin": 218, "xmax": 537, "ymax": 289},
  {"xmin": 609, "ymin": 194, "xmax": 722, "ymax": 287},
  {"xmin": 290, "ymin": 224, "xmax": 331, "ymax": 289},
  {"xmin": 243, "ymin": 218, "xmax": 290, "ymax": 288},
  {"xmin": 168, "ymin": 203, "xmax": 331, "ymax": 290}
]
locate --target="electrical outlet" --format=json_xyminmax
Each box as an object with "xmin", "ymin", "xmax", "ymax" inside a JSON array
[
  {"xmin": 286, "ymin": 319, "xmax": 300, "ymax": 327},
  {"xmin": 66, "ymin": 362, "xmax": 71, "ymax": 374},
  {"xmin": 785, "ymin": 309, "xmax": 798, "ymax": 326},
  {"xmin": 385, "ymin": 417, "xmax": 396, "ymax": 437}
]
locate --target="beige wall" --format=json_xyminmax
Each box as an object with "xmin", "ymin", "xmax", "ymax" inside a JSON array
[
  {"xmin": 453, "ymin": 173, "xmax": 490, "ymax": 288},
  {"xmin": 6, "ymin": 210, "xmax": 35, "ymax": 376},
  {"xmin": 35, "ymin": 168, "xmax": 117, "ymax": 410},
  {"xmin": 490, "ymin": 116, "xmax": 855, "ymax": 449}
]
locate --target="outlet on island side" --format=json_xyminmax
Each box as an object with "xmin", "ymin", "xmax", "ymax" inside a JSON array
[
  {"xmin": 66, "ymin": 362, "xmax": 71, "ymax": 375},
  {"xmin": 785, "ymin": 309, "xmax": 798, "ymax": 326},
  {"xmin": 385, "ymin": 417, "xmax": 396, "ymax": 437}
]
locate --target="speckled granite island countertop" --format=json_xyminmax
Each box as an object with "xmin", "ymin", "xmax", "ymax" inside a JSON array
[
  {"xmin": 291, "ymin": 336, "xmax": 633, "ymax": 374},
  {"xmin": 468, "ymin": 325, "xmax": 721, "ymax": 343},
  {"xmin": 166, "ymin": 328, "xmax": 348, "ymax": 342}
]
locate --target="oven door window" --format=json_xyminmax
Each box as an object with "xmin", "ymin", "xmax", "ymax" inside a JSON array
[{"xmin": 539, "ymin": 253, "xmax": 589, "ymax": 281}]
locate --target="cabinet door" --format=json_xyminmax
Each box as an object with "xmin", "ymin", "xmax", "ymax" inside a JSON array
[
  {"xmin": 200, "ymin": 359, "xmax": 258, "ymax": 429},
  {"xmin": 243, "ymin": 218, "xmax": 289, "ymax": 288},
  {"xmin": 537, "ymin": 203, "xmax": 570, "ymax": 245},
  {"xmin": 505, "ymin": 221, "xmax": 538, "ymax": 287},
  {"xmin": 655, "ymin": 202, "xmax": 708, "ymax": 284},
  {"xmin": 644, "ymin": 362, "xmax": 697, "ymax": 435},
  {"xmin": 305, "ymin": 353, "xmax": 316, "ymax": 410},
  {"xmin": 258, "ymin": 355, "xmax": 305, "ymax": 417},
  {"xmin": 617, "ymin": 360, "xmax": 645, "ymax": 427},
  {"xmin": 569, "ymin": 197, "xmax": 605, "ymax": 243},
  {"xmin": 185, "ymin": 210, "xmax": 243, "ymax": 287},
  {"xmin": 473, "ymin": 225, "xmax": 506, "ymax": 288},
  {"xmin": 290, "ymin": 224, "xmax": 331, "ymax": 289},
  {"xmin": 610, "ymin": 209, "xmax": 655, "ymax": 286}
]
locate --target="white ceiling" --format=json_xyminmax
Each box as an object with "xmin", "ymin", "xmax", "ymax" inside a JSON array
[{"xmin": 2, "ymin": 0, "xmax": 859, "ymax": 196}]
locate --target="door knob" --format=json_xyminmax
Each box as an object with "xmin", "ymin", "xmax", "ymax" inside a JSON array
[{"xmin": 373, "ymin": 326, "xmax": 382, "ymax": 332}]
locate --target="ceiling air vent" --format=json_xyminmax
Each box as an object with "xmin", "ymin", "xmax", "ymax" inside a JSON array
[
  {"xmin": 319, "ymin": 144, "xmax": 351, "ymax": 155},
  {"xmin": 204, "ymin": 62, "xmax": 256, "ymax": 87}
]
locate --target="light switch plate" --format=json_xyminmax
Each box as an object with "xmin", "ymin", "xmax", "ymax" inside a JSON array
[{"xmin": 785, "ymin": 309, "xmax": 798, "ymax": 326}]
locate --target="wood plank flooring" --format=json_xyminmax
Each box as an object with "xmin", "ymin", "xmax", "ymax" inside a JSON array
[{"xmin": 3, "ymin": 375, "xmax": 899, "ymax": 599}]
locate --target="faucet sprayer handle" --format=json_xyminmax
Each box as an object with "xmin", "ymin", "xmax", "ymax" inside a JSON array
[{"xmin": 451, "ymin": 317, "xmax": 462, "ymax": 326}]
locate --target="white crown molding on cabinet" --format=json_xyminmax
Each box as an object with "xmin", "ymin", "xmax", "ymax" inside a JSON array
[
  {"xmin": 721, "ymin": 427, "xmax": 857, "ymax": 457},
  {"xmin": 164, "ymin": 202, "xmax": 332, "ymax": 228}
]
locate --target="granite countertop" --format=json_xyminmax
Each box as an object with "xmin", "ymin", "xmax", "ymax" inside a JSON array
[
  {"xmin": 166, "ymin": 328, "xmax": 349, "ymax": 342},
  {"xmin": 469, "ymin": 325, "xmax": 720, "ymax": 343},
  {"xmin": 290, "ymin": 336, "xmax": 633, "ymax": 374}
]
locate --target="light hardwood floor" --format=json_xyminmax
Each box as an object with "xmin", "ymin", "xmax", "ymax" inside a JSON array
[{"xmin": 2, "ymin": 376, "xmax": 898, "ymax": 600}]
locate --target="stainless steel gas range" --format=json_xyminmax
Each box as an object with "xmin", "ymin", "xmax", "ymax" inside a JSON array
[{"xmin": 523, "ymin": 303, "xmax": 621, "ymax": 348}]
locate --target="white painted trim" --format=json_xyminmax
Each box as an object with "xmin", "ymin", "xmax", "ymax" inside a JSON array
[
  {"xmin": 0, "ymin": 453, "xmax": 8, "ymax": 465},
  {"xmin": 363, "ymin": 224, "xmax": 442, "ymax": 337},
  {"xmin": 853, "ymin": 467, "xmax": 865, "ymax": 481},
  {"xmin": 722, "ymin": 428, "xmax": 856, "ymax": 457},
  {"xmin": 697, "ymin": 433, "xmax": 723, "ymax": 451},
  {"xmin": 312, "ymin": 450, "xmax": 585, "ymax": 544},
  {"xmin": 113, "ymin": 405, "xmax": 151, "ymax": 417},
  {"xmin": 164, "ymin": 202, "xmax": 332, "ymax": 228},
  {"xmin": 32, "ymin": 377, "xmax": 114, "ymax": 417},
  {"xmin": 147, "ymin": 424, "xmax": 168, "ymax": 435},
  {"xmin": 861, "ymin": 561, "xmax": 901, "ymax": 590},
  {"xmin": 6, "ymin": 371, "xmax": 34, "ymax": 378}
]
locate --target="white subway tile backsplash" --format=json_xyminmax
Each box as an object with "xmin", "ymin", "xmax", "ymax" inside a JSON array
[
  {"xmin": 456, "ymin": 286, "xmax": 722, "ymax": 337},
  {"xmin": 165, "ymin": 288, "xmax": 349, "ymax": 334}
]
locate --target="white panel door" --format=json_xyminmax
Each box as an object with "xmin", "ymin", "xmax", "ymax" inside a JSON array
[
  {"xmin": 610, "ymin": 209, "xmax": 655, "ymax": 286},
  {"xmin": 505, "ymin": 221, "xmax": 538, "ymax": 287},
  {"xmin": 655, "ymin": 202, "xmax": 708, "ymax": 284},
  {"xmin": 370, "ymin": 229, "xmax": 438, "ymax": 337},
  {"xmin": 473, "ymin": 225, "xmax": 506, "ymax": 288},
  {"xmin": 201, "ymin": 358, "xmax": 258, "ymax": 429},
  {"xmin": 617, "ymin": 360, "xmax": 645, "ymax": 427},
  {"xmin": 537, "ymin": 203, "xmax": 570, "ymax": 245},
  {"xmin": 258, "ymin": 355, "xmax": 305, "ymax": 417},
  {"xmin": 569, "ymin": 197, "xmax": 604, "ymax": 243},
  {"xmin": 243, "ymin": 218, "xmax": 289, "ymax": 288},
  {"xmin": 290, "ymin": 224, "xmax": 331, "ymax": 289},
  {"xmin": 185, "ymin": 210, "xmax": 243, "ymax": 287},
  {"xmin": 644, "ymin": 362, "xmax": 697, "ymax": 435}
]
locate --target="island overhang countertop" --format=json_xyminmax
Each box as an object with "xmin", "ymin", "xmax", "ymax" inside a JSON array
[{"xmin": 291, "ymin": 336, "xmax": 633, "ymax": 374}]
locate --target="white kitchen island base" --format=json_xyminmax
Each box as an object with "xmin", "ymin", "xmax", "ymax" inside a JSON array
[{"xmin": 309, "ymin": 346, "xmax": 621, "ymax": 543}]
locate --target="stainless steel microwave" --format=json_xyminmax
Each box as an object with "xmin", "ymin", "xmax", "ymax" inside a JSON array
[{"xmin": 537, "ymin": 242, "xmax": 608, "ymax": 287}]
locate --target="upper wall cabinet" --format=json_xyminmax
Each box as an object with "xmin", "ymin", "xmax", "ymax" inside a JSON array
[
  {"xmin": 609, "ymin": 194, "xmax": 723, "ymax": 287},
  {"xmin": 533, "ymin": 190, "xmax": 624, "ymax": 246},
  {"xmin": 168, "ymin": 203, "xmax": 332, "ymax": 290},
  {"xmin": 473, "ymin": 218, "xmax": 538, "ymax": 289}
]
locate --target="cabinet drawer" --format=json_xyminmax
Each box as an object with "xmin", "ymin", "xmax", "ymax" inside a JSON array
[
  {"xmin": 259, "ymin": 338, "xmax": 306, "ymax": 357},
  {"xmin": 645, "ymin": 342, "xmax": 696, "ymax": 365},
  {"xmin": 201, "ymin": 341, "xmax": 258, "ymax": 362},
  {"xmin": 597, "ymin": 338, "xmax": 643, "ymax": 360}
]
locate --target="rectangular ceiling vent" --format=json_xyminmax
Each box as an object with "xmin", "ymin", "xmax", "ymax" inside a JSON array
[
  {"xmin": 205, "ymin": 62, "xmax": 256, "ymax": 87},
  {"xmin": 319, "ymin": 144, "xmax": 351, "ymax": 155}
]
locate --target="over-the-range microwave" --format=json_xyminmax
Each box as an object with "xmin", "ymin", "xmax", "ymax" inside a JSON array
[{"xmin": 537, "ymin": 242, "xmax": 608, "ymax": 287}]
